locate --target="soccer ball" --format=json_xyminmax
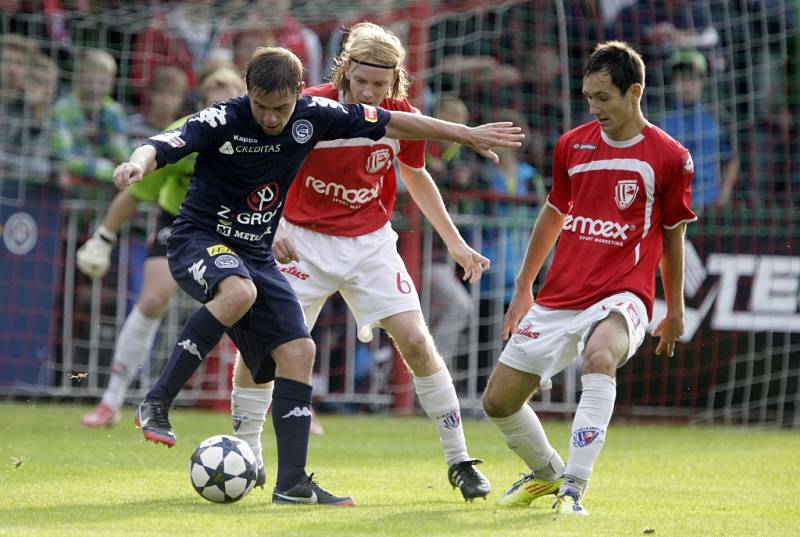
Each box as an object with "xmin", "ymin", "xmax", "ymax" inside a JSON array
[{"xmin": 189, "ymin": 435, "xmax": 257, "ymax": 503}]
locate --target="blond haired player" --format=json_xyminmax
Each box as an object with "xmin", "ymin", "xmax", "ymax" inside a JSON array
[{"xmin": 230, "ymin": 23, "xmax": 492, "ymax": 501}]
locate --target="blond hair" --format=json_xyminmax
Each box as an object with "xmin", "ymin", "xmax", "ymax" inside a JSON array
[
  {"xmin": 329, "ymin": 22, "xmax": 409, "ymax": 100},
  {"xmin": 150, "ymin": 65, "xmax": 188, "ymax": 92},
  {"xmin": 78, "ymin": 48, "xmax": 117, "ymax": 77},
  {"xmin": 200, "ymin": 67, "xmax": 246, "ymax": 98}
]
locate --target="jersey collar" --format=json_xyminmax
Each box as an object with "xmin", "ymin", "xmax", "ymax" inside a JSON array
[{"xmin": 600, "ymin": 122, "xmax": 649, "ymax": 148}]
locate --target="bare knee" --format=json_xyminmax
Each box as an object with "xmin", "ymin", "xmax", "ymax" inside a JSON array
[
  {"xmin": 137, "ymin": 291, "xmax": 172, "ymax": 319},
  {"xmin": 209, "ymin": 277, "xmax": 257, "ymax": 325},
  {"xmin": 273, "ymin": 338, "xmax": 315, "ymax": 384},
  {"xmin": 482, "ymin": 386, "xmax": 528, "ymax": 418}
]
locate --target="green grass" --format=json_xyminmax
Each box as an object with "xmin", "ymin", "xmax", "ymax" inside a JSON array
[{"xmin": 1, "ymin": 403, "xmax": 798, "ymax": 537}]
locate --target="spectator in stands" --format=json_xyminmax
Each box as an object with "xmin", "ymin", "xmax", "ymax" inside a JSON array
[
  {"xmin": 659, "ymin": 50, "xmax": 738, "ymax": 209},
  {"xmin": 229, "ymin": 19, "xmax": 278, "ymax": 73},
  {"xmin": 51, "ymin": 47, "xmax": 129, "ymax": 199},
  {"xmin": 0, "ymin": 33, "xmax": 36, "ymax": 104},
  {"xmin": 0, "ymin": 52, "xmax": 60, "ymax": 183},
  {"xmin": 131, "ymin": 0, "xmax": 230, "ymax": 104},
  {"xmin": 127, "ymin": 65, "xmax": 189, "ymax": 147},
  {"xmin": 78, "ymin": 67, "xmax": 246, "ymax": 429},
  {"xmin": 234, "ymin": 0, "xmax": 324, "ymax": 85},
  {"xmin": 427, "ymin": 96, "xmax": 481, "ymax": 194}
]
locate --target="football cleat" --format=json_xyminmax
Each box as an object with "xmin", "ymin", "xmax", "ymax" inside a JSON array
[
  {"xmin": 255, "ymin": 460, "xmax": 266, "ymax": 489},
  {"xmin": 134, "ymin": 399, "xmax": 176, "ymax": 447},
  {"xmin": 80, "ymin": 403, "xmax": 120, "ymax": 428},
  {"xmin": 496, "ymin": 473, "xmax": 562, "ymax": 507},
  {"xmin": 272, "ymin": 473, "xmax": 354, "ymax": 506},
  {"xmin": 552, "ymin": 486, "xmax": 589, "ymax": 516},
  {"xmin": 447, "ymin": 458, "xmax": 491, "ymax": 501}
]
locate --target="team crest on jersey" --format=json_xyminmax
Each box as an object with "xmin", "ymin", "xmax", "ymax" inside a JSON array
[
  {"xmin": 292, "ymin": 120, "xmax": 313, "ymax": 144},
  {"xmin": 614, "ymin": 179, "xmax": 639, "ymax": 210},
  {"xmin": 214, "ymin": 254, "xmax": 240, "ymax": 269},
  {"xmin": 219, "ymin": 141, "xmax": 234, "ymax": 155},
  {"xmin": 366, "ymin": 148, "xmax": 392, "ymax": 173}
]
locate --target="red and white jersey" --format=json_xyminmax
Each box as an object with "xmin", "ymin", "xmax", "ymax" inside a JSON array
[
  {"xmin": 536, "ymin": 121, "xmax": 697, "ymax": 317},
  {"xmin": 283, "ymin": 83, "xmax": 426, "ymax": 236}
]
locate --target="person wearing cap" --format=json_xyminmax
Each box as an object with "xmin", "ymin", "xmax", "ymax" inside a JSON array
[{"xmin": 659, "ymin": 49, "xmax": 739, "ymax": 209}]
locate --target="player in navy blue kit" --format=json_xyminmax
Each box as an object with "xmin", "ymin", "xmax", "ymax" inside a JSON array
[{"xmin": 112, "ymin": 47, "xmax": 523, "ymax": 506}]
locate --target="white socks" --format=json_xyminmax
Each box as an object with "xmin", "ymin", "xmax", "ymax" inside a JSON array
[
  {"xmin": 564, "ymin": 373, "xmax": 616, "ymax": 483},
  {"xmin": 413, "ymin": 367, "xmax": 469, "ymax": 466},
  {"xmin": 101, "ymin": 307, "xmax": 160, "ymax": 410},
  {"xmin": 231, "ymin": 385, "xmax": 273, "ymax": 465},
  {"xmin": 490, "ymin": 405, "xmax": 564, "ymax": 480}
]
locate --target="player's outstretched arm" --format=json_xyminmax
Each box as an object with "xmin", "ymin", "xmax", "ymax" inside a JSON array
[
  {"xmin": 653, "ymin": 223, "xmax": 687, "ymax": 357},
  {"xmin": 113, "ymin": 145, "xmax": 157, "ymax": 189},
  {"xmin": 385, "ymin": 111, "xmax": 523, "ymax": 164},
  {"xmin": 502, "ymin": 204, "xmax": 565, "ymax": 340}
]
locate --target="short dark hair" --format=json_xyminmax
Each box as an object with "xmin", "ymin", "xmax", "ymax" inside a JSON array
[
  {"xmin": 583, "ymin": 41, "xmax": 645, "ymax": 95},
  {"xmin": 245, "ymin": 47, "xmax": 303, "ymax": 96}
]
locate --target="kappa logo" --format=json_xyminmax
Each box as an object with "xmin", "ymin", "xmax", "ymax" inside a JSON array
[
  {"xmin": 188, "ymin": 259, "xmax": 208, "ymax": 294},
  {"xmin": 292, "ymin": 119, "xmax": 313, "ymax": 144},
  {"xmin": 178, "ymin": 339, "xmax": 202, "ymax": 360},
  {"xmin": 366, "ymin": 148, "xmax": 392, "ymax": 173},
  {"xmin": 190, "ymin": 105, "xmax": 228, "ymax": 128},
  {"xmin": 614, "ymin": 179, "xmax": 639, "ymax": 210},
  {"xmin": 219, "ymin": 141, "xmax": 234, "ymax": 155},
  {"xmin": 572, "ymin": 426, "xmax": 603, "ymax": 448},
  {"xmin": 281, "ymin": 406, "xmax": 313, "ymax": 419}
]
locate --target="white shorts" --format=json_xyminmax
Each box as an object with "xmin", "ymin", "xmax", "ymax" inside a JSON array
[
  {"xmin": 278, "ymin": 220, "xmax": 421, "ymax": 342},
  {"xmin": 498, "ymin": 292, "xmax": 648, "ymax": 390}
]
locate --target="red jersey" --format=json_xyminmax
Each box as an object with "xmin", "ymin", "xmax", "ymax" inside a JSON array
[
  {"xmin": 536, "ymin": 121, "xmax": 697, "ymax": 317},
  {"xmin": 283, "ymin": 84, "xmax": 426, "ymax": 236}
]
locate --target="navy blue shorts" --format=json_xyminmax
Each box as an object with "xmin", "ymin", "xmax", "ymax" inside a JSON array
[{"xmin": 167, "ymin": 222, "xmax": 310, "ymax": 383}]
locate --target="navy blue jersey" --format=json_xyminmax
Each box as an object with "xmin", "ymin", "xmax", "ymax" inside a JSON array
[{"xmin": 143, "ymin": 95, "xmax": 391, "ymax": 260}]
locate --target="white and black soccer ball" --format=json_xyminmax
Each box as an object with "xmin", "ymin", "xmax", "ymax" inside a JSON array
[{"xmin": 189, "ymin": 435, "xmax": 257, "ymax": 503}]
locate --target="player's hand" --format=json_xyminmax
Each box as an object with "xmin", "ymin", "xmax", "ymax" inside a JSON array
[
  {"xmin": 448, "ymin": 243, "xmax": 489, "ymax": 284},
  {"xmin": 76, "ymin": 228, "xmax": 115, "ymax": 279},
  {"xmin": 465, "ymin": 122, "xmax": 524, "ymax": 164},
  {"xmin": 113, "ymin": 162, "xmax": 144, "ymax": 189},
  {"xmin": 272, "ymin": 226, "xmax": 299, "ymax": 264},
  {"xmin": 502, "ymin": 287, "xmax": 534, "ymax": 340},
  {"xmin": 652, "ymin": 313, "xmax": 684, "ymax": 357}
]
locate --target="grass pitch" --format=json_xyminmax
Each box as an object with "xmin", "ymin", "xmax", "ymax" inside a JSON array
[{"xmin": 1, "ymin": 402, "xmax": 798, "ymax": 537}]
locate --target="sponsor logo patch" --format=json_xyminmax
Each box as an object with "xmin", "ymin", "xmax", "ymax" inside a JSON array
[
  {"xmin": 216, "ymin": 223, "xmax": 232, "ymax": 236},
  {"xmin": 279, "ymin": 264, "xmax": 310, "ymax": 280},
  {"xmin": 514, "ymin": 321, "xmax": 540, "ymax": 339},
  {"xmin": 572, "ymin": 426, "xmax": 603, "ymax": 448},
  {"xmin": 214, "ymin": 254, "xmax": 239, "ymax": 269},
  {"xmin": 573, "ymin": 143, "xmax": 596, "ymax": 150},
  {"xmin": 151, "ymin": 130, "xmax": 185, "ymax": 148},
  {"xmin": 363, "ymin": 104, "xmax": 378, "ymax": 123},
  {"xmin": 206, "ymin": 244, "xmax": 233, "ymax": 256},
  {"xmin": 219, "ymin": 141, "xmax": 234, "ymax": 154},
  {"xmin": 292, "ymin": 119, "xmax": 313, "ymax": 144},
  {"xmin": 439, "ymin": 409, "xmax": 462, "ymax": 430},
  {"xmin": 3, "ymin": 211, "xmax": 37, "ymax": 255}
]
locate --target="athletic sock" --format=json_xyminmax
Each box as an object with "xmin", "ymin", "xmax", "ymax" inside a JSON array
[
  {"xmin": 231, "ymin": 385, "xmax": 273, "ymax": 466},
  {"xmin": 102, "ymin": 307, "xmax": 160, "ymax": 410},
  {"xmin": 564, "ymin": 373, "xmax": 616, "ymax": 484},
  {"xmin": 490, "ymin": 404, "xmax": 564, "ymax": 479},
  {"xmin": 146, "ymin": 306, "xmax": 226, "ymax": 403},
  {"xmin": 271, "ymin": 377, "xmax": 312, "ymax": 490},
  {"xmin": 414, "ymin": 367, "xmax": 469, "ymax": 466}
]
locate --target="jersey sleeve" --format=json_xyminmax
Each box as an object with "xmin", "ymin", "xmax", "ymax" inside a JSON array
[
  {"xmin": 545, "ymin": 136, "xmax": 572, "ymax": 214},
  {"xmin": 142, "ymin": 103, "xmax": 228, "ymax": 168},
  {"xmin": 397, "ymin": 104, "xmax": 426, "ymax": 169},
  {"xmin": 662, "ymin": 147, "xmax": 698, "ymax": 228},
  {"xmin": 311, "ymin": 96, "xmax": 390, "ymax": 141}
]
